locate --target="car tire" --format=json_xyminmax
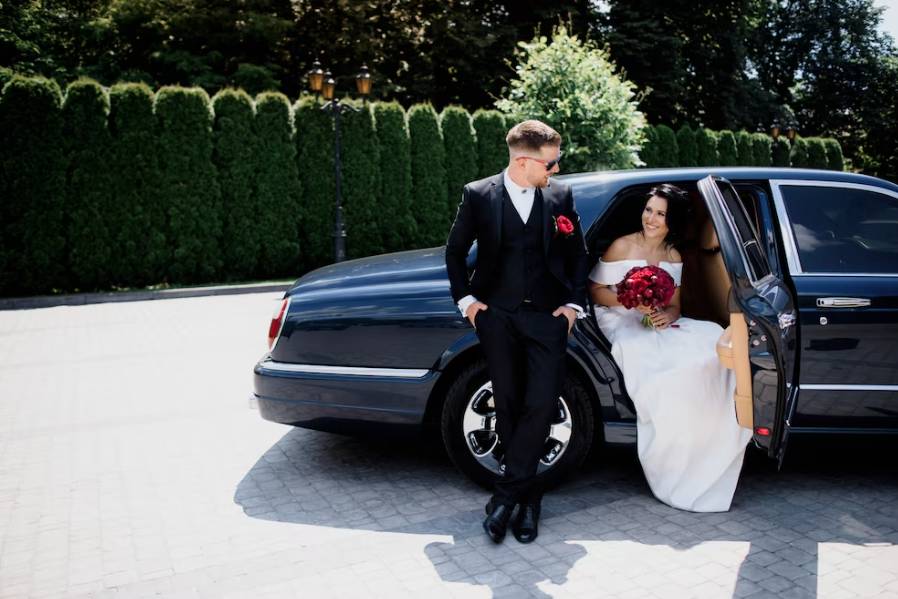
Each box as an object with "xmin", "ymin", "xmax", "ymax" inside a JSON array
[{"xmin": 440, "ymin": 358, "xmax": 595, "ymax": 490}]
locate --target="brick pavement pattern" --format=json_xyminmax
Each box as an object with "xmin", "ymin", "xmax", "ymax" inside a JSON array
[{"xmin": 1, "ymin": 293, "xmax": 896, "ymax": 598}]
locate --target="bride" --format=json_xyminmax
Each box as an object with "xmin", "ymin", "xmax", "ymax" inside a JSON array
[{"xmin": 588, "ymin": 184, "xmax": 752, "ymax": 512}]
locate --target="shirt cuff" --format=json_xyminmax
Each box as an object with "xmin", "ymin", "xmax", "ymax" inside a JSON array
[
  {"xmin": 565, "ymin": 303, "xmax": 587, "ymax": 319},
  {"xmin": 458, "ymin": 295, "xmax": 477, "ymax": 318}
]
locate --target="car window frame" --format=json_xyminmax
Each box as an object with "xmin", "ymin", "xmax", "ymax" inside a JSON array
[
  {"xmin": 710, "ymin": 179, "xmax": 775, "ymax": 286},
  {"xmin": 770, "ymin": 179, "xmax": 898, "ymax": 277}
]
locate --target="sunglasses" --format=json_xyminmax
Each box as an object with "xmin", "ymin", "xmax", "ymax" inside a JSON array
[{"xmin": 519, "ymin": 153, "xmax": 562, "ymax": 171}]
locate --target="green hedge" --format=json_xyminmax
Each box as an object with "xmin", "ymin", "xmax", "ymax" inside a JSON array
[
  {"xmin": 62, "ymin": 79, "xmax": 114, "ymax": 291},
  {"xmin": 212, "ymin": 89, "xmax": 258, "ymax": 279},
  {"xmin": 696, "ymin": 128, "xmax": 718, "ymax": 166},
  {"xmin": 373, "ymin": 102, "xmax": 417, "ymax": 252},
  {"xmin": 806, "ymin": 137, "xmax": 829, "ymax": 170},
  {"xmin": 294, "ymin": 96, "xmax": 334, "ymax": 269},
  {"xmin": 825, "ymin": 138, "xmax": 845, "ymax": 171},
  {"xmin": 441, "ymin": 106, "xmax": 478, "ymax": 224},
  {"xmin": 341, "ymin": 100, "xmax": 383, "ymax": 259},
  {"xmin": 107, "ymin": 83, "xmax": 167, "ymax": 287},
  {"xmin": 771, "ymin": 138, "xmax": 791, "ymax": 167},
  {"xmin": 640, "ymin": 125, "xmax": 658, "ymax": 167},
  {"xmin": 473, "ymin": 109, "xmax": 508, "ymax": 178},
  {"xmin": 654, "ymin": 125, "xmax": 678, "ymax": 167},
  {"xmin": 408, "ymin": 103, "xmax": 447, "ymax": 247},
  {"xmin": 676, "ymin": 125, "xmax": 697, "ymax": 168},
  {"xmin": 735, "ymin": 131, "xmax": 752, "ymax": 166},
  {"xmin": 791, "ymin": 138, "xmax": 809, "ymax": 168},
  {"xmin": 0, "ymin": 73, "xmax": 855, "ymax": 297},
  {"xmin": 718, "ymin": 130, "xmax": 739, "ymax": 166},
  {"xmin": 751, "ymin": 133, "xmax": 771, "ymax": 167},
  {"xmin": 155, "ymin": 86, "xmax": 222, "ymax": 284},
  {"xmin": 255, "ymin": 92, "xmax": 303, "ymax": 274},
  {"xmin": 0, "ymin": 77, "xmax": 66, "ymax": 295}
]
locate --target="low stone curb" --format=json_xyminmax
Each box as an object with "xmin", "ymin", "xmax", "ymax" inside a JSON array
[{"xmin": 0, "ymin": 280, "xmax": 293, "ymax": 310}]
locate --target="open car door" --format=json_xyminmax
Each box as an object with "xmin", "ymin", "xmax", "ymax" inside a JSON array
[{"xmin": 697, "ymin": 176, "xmax": 799, "ymax": 465}]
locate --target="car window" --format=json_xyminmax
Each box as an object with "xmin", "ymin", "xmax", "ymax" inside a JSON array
[
  {"xmin": 716, "ymin": 182, "xmax": 771, "ymax": 281},
  {"xmin": 780, "ymin": 185, "xmax": 898, "ymax": 273}
]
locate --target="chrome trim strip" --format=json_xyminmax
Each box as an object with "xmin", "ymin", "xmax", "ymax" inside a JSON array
[
  {"xmin": 259, "ymin": 360, "xmax": 431, "ymax": 379},
  {"xmin": 801, "ymin": 384, "xmax": 898, "ymax": 392},
  {"xmin": 792, "ymin": 272, "xmax": 898, "ymax": 278},
  {"xmin": 770, "ymin": 179, "xmax": 898, "ymax": 276}
]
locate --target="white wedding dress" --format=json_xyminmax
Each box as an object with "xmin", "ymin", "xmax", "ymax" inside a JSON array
[{"xmin": 590, "ymin": 259, "xmax": 753, "ymax": 512}]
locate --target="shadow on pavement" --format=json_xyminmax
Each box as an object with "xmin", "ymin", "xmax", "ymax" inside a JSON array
[{"xmin": 234, "ymin": 429, "xmax": 898, "ymax": 598}]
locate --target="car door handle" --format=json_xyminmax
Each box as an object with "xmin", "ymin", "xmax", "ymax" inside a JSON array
[{"xmin": 816, "ymin": 297, "xmax": 871, "ymax": 308}]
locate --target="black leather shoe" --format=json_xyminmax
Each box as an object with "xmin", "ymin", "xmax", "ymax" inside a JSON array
[
  {"xmin": 512, "ymin": 504, "xmax": 540, "ymax": 543},
  {"xmin": 482, "ymin": 503, "xmax": 514, "ymax": 543}
]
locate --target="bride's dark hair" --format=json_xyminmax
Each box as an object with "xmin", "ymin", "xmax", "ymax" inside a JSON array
[{"xmin": 645, "ymin": 183, "xmax": 690, "ymax": 247}]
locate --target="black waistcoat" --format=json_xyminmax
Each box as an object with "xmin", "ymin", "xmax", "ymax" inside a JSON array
[{"xmin": 485, "ymin": 191, "xmax": 566, "ymax": 311}]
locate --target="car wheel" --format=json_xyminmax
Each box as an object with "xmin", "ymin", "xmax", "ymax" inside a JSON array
[{"xmin": 440, "ymin": 358, "xmax": 595, "ymax": 489}]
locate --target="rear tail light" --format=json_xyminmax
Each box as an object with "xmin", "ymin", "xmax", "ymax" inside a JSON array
[
  {"xmin": 268, "ymin": 298, "xmax": 290, "ymax": 350},
  {"xmin": 754, "ymin": 426, "xmax": 771, "ymax": 436}
]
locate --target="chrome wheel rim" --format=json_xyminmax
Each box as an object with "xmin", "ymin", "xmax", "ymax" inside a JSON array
[{"xmin": 461, "ymin": 380, "xmax": 573, "ymax": 476}]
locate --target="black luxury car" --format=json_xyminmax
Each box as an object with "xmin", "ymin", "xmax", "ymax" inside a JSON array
[{"xmin": 254, "ymin": 168, "xmax": 898, "ymax": 487}]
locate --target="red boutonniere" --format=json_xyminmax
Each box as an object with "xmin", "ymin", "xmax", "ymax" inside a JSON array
[{"xmin": 553, "ymin": 214, "xmax": 575, "ymax": 238}]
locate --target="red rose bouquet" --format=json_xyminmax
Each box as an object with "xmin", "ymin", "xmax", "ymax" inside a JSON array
[
  {"xmin": 554, "ymin": 215, "xmax": 575, "ymax": 237},
  {"xmin": 616, "ymin": 265, "xmax": 677, "ymax": 328}
]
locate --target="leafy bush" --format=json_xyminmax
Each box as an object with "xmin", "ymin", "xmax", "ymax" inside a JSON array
[
  {"xmin": 373, "ymin": 101, "xmax": 417, "ymax": 252},
  {"xmin": 751, "ymin": 133, "xmax": 771, "ymax": 166},
  {"xmin": 408, "ymin": 103, "xmax": 448, "ymax": 247},
  {"xmin": 472, "ymin": 109, "xmax": 507, "ymax": 178},
  {"xmin": 108, "ymin": 82, "xmax": 166, "ymax": 287},
  {"xmin": 824, "ymin": 138, "xmax": 845, "ymax": 171},
  {"xmin": 255, "ymin": 92, "xmax": 303, "ymax": 275},
  {"xmin": 62, "ymin": 79, "xmax": 114, "ymax": 291},
  {"xmin": 341, "ymin": 100, "xmax": 383, "ymax": 259},
  {"xmin": 676, "ymin": 125, "xmax": 697, "ymax": 167},
  {"xmin": 212, "ymin": 88, "xmax": 258, "ymax": 279},
  {"xmin": 0, "ymin": 76, "xmax": 66, "ymax": 295},
  {"xmin": 790, "ymin": 138, "xmax": 809, "ymax": 167},
  {"xmin": 232, "ymin": 63, "xmax": 280, "ymax": 96},
  {"xmin": 155, "ymin": 86, "xmax": 222, "ymax": 283},
  {"xmin": 294, "ymin": 96, "xmax": 335, "ymax": 268},
  {"xmin": 496, "ymin": 25, "xmax": 645, "ymax": 172},
  {"xmin": 717, "ymin": 130, "xmax": 739, "ymax": 166},
  {"xmin": 806, "ymin": 137, "xmax": 829, "ymax": 169},
  {"xmin": 771, "ymin": 138, "xmax": 791, "ymax": 167},
  {"xmin": 441, "ymin": 106, "xmax": 478, "ymax": 223},
  {"xmin": 735, "ymin": 131, "xmax": 753, "ymax": 166},
  {"xmin": 696, "ymin": 128, "xmax": 718, "ymax": 166},
  {"xmin": 654, "ymin": 125, "xmax": 678, "ymax": 167},
  {"xmin": 640, "ymin": 125, "xmax": 658, "ymax": 167}
]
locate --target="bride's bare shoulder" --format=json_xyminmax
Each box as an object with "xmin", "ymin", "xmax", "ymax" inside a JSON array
[
  {"xmin": 667, "ymin": 246, "xmax": 683, "ymax": 263},
  {"xmin": 603, "ymin": 235, "xmax": 637, "ymax": 262}
]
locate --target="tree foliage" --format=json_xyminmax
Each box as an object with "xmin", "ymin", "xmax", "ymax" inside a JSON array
[
  {"xmin": 675, "ymin": 125, "xmax": 697, "ymax": 168},
  {"xmin": 408, "ymin": 103, "xmax": 447, "ymax": 247},
  {"xmin": 717, "ymin": 130, "xmax": 739, "ymax": 166},
  {"xmin": 341, "ymin": 100, "xmax": 383, "ymax": 258},
  {"xmin": 653, "ymin": 125, "xmax": 678, "ymax": 167},
  {"xmin": 824, "ymin": 138, "xmax": 845, "ymax": 171},
  {"xmin": 212, "ymin": 88, "xmax": 258, "ymax": 279},
  {"xmin": 62, "ymin": 78, "xmax": 114, "ymax": 290},
  {"xmin": 751, "ymin": 132, "xmax": 771, "ymax": 166},
  {"xmin": 0, "ymin": 76, "xmax": 66, "ymax": 295},
  {"xmin": 472, "ymin": 109, "xmax": 508, "ymax": 178},
  {"xmin": 696, "ymin": 128, "xmax": 718, "ymax": 166},
  {"xmin": 496, "ymin": 25, "xmax": 645, "ymax": 173},
  {"xmin": 155, "ymin": 86, "xmax": 222, "ymax": 283},
  {"xmin": 441, "ymin": 106, "xmax": 478, "ymax": 224},
  {"xmin": 771, "ymin": 138, "xmax": 791, "ymax": 167},
  {"xmin": 107, "ymin": 82, "xmax": 166, "ymax": 287},
  {"xmin": 294, "ymin": 96, "xmax": 334, "ymax": 268},
  {"xmin": 373, "ymin": 101, "xmax": 416, "ymax": 252},
  {"xmin": 736, "ymin": 131, "xmax": 754, "ymax": 166},
  {"xmin": 790, "ymin": 137, "xmax": 809, "ymax": 167}
]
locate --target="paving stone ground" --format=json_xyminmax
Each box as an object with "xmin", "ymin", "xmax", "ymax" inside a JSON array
[{"xmin": 1, "ymin": 292, "xmax": 896, "ymax": 599}]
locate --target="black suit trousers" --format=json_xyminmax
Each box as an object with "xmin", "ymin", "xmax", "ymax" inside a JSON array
[{"xmin": 474, "ymin": 303, "xmax": 569, "ymax": 506}]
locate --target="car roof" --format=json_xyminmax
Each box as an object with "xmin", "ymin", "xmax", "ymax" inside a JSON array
[{"xmin": 556, "ymin": 167, "xmax": 898, "ymax": 193}]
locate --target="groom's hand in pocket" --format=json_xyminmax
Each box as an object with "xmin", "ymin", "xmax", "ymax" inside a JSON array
[
  {"xmin": 465, "ymin": 301, "xmax": 488, "ymax": 328},
  {"xmin": 553, "ymin": 306, "xmax": 577, "ymax": 334}
]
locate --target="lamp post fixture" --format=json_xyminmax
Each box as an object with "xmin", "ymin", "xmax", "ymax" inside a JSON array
[
  {"xmin": 785, "ymin": 122, "xmax": 798, "ymax": 142},
  {"xmin": 306, "ymin": 61, "xmax": 373, "ymax": 263},
  {"xmin": 770, "ymin": 121, "xmax": 781, "ymax": 141}
]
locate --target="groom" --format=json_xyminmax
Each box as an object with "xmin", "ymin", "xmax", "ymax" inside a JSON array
[{"xmin": 445, "ymin": 120, "xmax": 588, "ymax": 543}]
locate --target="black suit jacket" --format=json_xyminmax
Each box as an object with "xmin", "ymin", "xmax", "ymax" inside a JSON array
[{"xmin": 445, "ymin": 172, "xmax": 589, "ymax": 309}]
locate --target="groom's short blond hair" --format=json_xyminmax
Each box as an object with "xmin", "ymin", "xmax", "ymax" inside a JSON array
[{"xmin": 506, "ymin": 120, "xmax": 561, "ymax": 156}]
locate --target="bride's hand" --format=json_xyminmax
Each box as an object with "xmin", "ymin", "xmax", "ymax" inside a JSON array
[
  {"xmin": 634, "ymin": 305, "xmax": 654, "ymax": 315},
  {"xmin": 650, "ymin": 308, "xmax": 676, "ymax": 329}
]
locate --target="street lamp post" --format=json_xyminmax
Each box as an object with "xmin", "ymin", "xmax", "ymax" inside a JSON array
[{"xmin": 306, "ymin": 61, "xmax": 373, "ymax": 263}]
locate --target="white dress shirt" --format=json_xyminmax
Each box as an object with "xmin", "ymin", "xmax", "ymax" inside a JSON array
[{"xmin": 457, "ymin": 169, "xmax": 584, "ymax": 321}]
